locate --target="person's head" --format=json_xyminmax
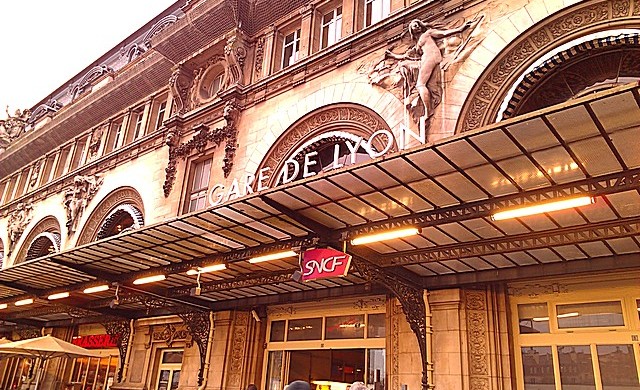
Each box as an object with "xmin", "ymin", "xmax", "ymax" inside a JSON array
[
  {"xmin": 408, "ymin": 19, "xmax": 430, "ymax": 39},
  {"xmin": 350, "ymin": 382, "xmax": 367, "ymax": 390},
  {"xmin": 288, "ymin": 380, "xmax": 311, "ymax": 390},
  {"xmin": 247, "ymin": 384, "xmax": 258, "ymax": 390}
]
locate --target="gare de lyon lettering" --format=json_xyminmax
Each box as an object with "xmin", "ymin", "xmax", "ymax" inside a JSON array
[{"xmin": 208, "ymin": 123, "xmax": 428, "ymax": 206}]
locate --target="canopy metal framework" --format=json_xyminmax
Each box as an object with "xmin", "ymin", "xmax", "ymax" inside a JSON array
[{"xmin": 1, "ymin": 83, "xmax": 639, "ymax": 329}]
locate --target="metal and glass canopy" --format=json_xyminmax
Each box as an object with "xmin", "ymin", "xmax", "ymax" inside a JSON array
[{"xmin": 1, "ymin": 83, "xmax": 639, "ymax": 328}]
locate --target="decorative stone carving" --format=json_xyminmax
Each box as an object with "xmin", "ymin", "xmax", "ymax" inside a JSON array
[
  {"xmin": 144, "ymin": 323, "xmax": 193, "ymax": 349},
  {"xmin": 88, "ymin": 125, "xmax": 106, "ymax": 160},
  {"xmin": 142, "ymin": 15, "xmax": 178, "ymax": 48},
  {"xmin": 0, "ymin": 107, "xmax": 31, "ymax": 151},
  {"xmin": 69, "ymin": 65, "xmax": 114, "ymax": 100},
  {"xmin": 255, "ymin": 37, "xmax": 265, "ymax": 77},
  {"xmin": 226, "ymin": 312, "xmax": 249, "ymax": 387},
  {"xmin": 7, "ymin": 203, "xmax": 33, "ymax": 256},
  {"xmin": 163, "ymin": 101, "xmax": 239, "ymax": 197},
  {"xmin": 16, "ymin": 327, "xmax": 40, "ymax": 340},
  {"xmin": 63, "ymin": 175, "xmax": 103, "ymax": 235},
  {"xmin": 29, "ymin": 160, "xmax": 43, "ymax": 189},
  {"xmin": 223, "ymin": 35, "xmax": 247, "ymax": 89},
  {"xmin": 178, "ymin": 311, "xmax": 212, "ymax": 386},
  {"xmin": 27, "ymin": 99, "xmax": 62, "ymax": 125},
  {"xmin": 103, "ymin": 319, "xmax": 132, "ymax": 383},
  {"xmin": 465, "ymin": 290, "xmax": 490, "ymax": 390},
  {"xmin": 169, "ymin": 64, "xmax": 195, "ymax": 114},
  {"xmin": 368, "ymin": 16, "xmax": 483, "ymax": 123},
  {"xmin": 508, "ymin": 283, "xmax": 568, "ymax": 297}
]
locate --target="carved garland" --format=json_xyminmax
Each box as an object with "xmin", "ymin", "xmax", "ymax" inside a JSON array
[
  {"xmin": 178, "ymin": 311, "xmax": 212, "ymax": 386},
  {"xmin": 465, "ymin": 290, "xmax": 490, "ymax": 390},
  {"xmin": 102, "ymin": 319, "xmax": 132, "ymax": 383},
  {"xmin": 144, "ymin": 323, "xmax": 193, "ymax": 349},
  {"xmin": 352, "ymin": 258, "xmax": 429, "ymax": 390},
  {"xmin": 163, "ymin": 102, "xmax": 239, "ymax": 197}
]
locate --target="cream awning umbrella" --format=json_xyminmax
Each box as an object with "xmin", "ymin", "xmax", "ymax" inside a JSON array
[{"xmin": 0, "ymin": 335, "xmax": 102, "ymax": 389}]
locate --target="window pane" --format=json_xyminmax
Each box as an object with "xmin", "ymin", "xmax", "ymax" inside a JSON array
[
  {"xmin": 158, "ymin": 370, "xmax": 170, "ymax": 390},
  {"xmin": 368, "ymin": 349, "xmax": 385, "ymax": 390},
  {"xmin": 326, "ymin": 315, "xmax": 365, "ymax": 339},
  {"xmin": 367, "ymin": 313, "xmax": 385, "ymax": 338},
  {"xmin": 287, "ymin": 318, "xmax": 323, "ymax": 341},
  {"xmin": 162, "ymin": 351, "xmax": 184, "ymax": 364},
  {"xmin": 556, "ymin": 301, "xmax": 624, "ymax": 328},
  {"xmin": 266, "ymin": 351, "xmax": 284, "ymax": 390},
  {"xmin": 171, "ymin": 370, "xmax": 180, "ymax": 390},
  {"xmin": 597, "ymin": 345, "xmax": 640, "ymax": 390},
  {"xmin": 557, "ymin": 345, "xmax": 595, "ymax": 390},
  {"xmin": 521, "ymin": 346, "xmax": 555, "ymax": 390},
  {"xmin": 270, "ymin": 320, "xmax": 285, "ymax": 342},
  {"xmin": 518, "ymin": 303, "xmax": 550, "ymax": 334},
  {"xmin": 636, "ymin": 299, "xmax": 640, "ymax": 321},
  {"xmin": 290, "ymin": 349, "xmax": 365, "ymax": 385}
]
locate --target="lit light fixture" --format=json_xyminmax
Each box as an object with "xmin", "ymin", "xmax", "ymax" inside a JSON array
[
  {"xmin": 15, "ymin": 298, "xmax": 34, "ymax": 306},
  {"xmin": 133, "ymin": 274, "xmax": 166, "ymax": 285},
  {"xmin": 557, "ymin": 312, "xmax": 579, "ymax": 318},
  {"xmin": 248, "ymin": 250, "xmax": 297, "ymax": 264},
  {"xmin": 492, "ymin": 196, "xmax": 595, "ymax": 221},
  {"xmin": 48, "ymin": 292, "xmax": 70, "ymax": 300},
  {"xmin": 532, "ymin": 317, "xmax": 549, "ymax": 322},
  {"xmin": 350, "ymin": 227, "xmax": 420, "ymax": 246},
  {"xmin": 83, "ymin": 285, "xmax": 110, "ymax": 294},
  {"xmin": 0, "ymin": 303, "xmax": 7, "ymax": 309},
  {"xmin": 186, "ymin": 263, "xmax": 227, "ymax": 275}
]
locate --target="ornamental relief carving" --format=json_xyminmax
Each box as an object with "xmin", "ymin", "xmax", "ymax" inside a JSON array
[
  {"xmin": 64, "ymin": 175, "xmax": 103, "ymax": 235},
  {"xmin": 507, "ymin": 282, "xmax": 569, "ymax": 297},
  {"xmin": 7, "ymin": 202, "xmax": 33, "ymax": 257},
  {"xmin": 465, "ymin": 290, "xmax": 489, "ymax": 388},
  {"xmin": 613, "ymin": 0, "xmax": 631, "ymax": 17},
  {"xmin": 144, "ymin": 323, "xmax": 193, "ymax": 349},
  {"xmin": 226, "ymin": 312, "xmax": 250, "ymax": 388}
]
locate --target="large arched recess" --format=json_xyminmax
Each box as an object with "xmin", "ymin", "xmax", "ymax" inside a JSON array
[
  {"xmin": 14, "ymin": 216, "xmax": 62, "ymax": 265},
  {"xmin": 75, "ymin": 187, "xmax": 145, "ymax": 246},
  {"xmin": 456, "ymin": 0, "xmax": 640, "ymax": 132},
  {"xmin": 255, "ymin": 103, "xmax": 395, "ymax": 187}
]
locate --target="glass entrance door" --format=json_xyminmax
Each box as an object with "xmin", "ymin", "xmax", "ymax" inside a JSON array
[{"xmin": 155, "ymin": 350, "xmax": 183, "ymax": 390}]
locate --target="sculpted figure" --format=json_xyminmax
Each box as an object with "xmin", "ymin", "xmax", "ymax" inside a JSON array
[
  {"xmin": 0, "ymin": 106, "xmax": 31, "ymax": 150},
  {"xmin": 64, "ymin": 175, "xmax": 103, "ymax": 234},
  {"xmin": 7, "ymin": 203, "xmax": 33, "ymax": 256},
  {"xmin": 385, "ymin": 19, "xmax": 474, "ymax": 118}
]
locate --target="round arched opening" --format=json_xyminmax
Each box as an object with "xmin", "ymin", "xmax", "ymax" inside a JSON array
[
  {"xmin": 25, "ymin": 232, "xmax": 61, "ymax": 262},
  {"xmin": 96, "ymin": 204, "xmax": 144, "ymax": 240}
]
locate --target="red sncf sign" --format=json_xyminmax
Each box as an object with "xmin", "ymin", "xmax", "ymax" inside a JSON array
[{"xmin": 301, "ymin": 248, "xmax": 352, "ymax": 282}]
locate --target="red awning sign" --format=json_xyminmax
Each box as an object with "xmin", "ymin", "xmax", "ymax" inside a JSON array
[
  {"xmin": 71, "ymin": 334, "xmax": 117, "ymax": 349},
  {"xmin": 301, "ymin": 248, "xmax": 352, "ymax": 282}
]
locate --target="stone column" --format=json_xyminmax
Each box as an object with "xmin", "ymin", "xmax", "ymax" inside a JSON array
[
  {"xmin": 430, "ymin": 289, "xmax": 465, "ymax": 390},
  {"xmin": 298, "ymin": 5, "xmax": 315, "ymax": 60}
]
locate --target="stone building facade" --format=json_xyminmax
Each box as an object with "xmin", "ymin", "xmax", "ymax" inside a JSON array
[{"xmin": 1, "ymin": 0, "xmax": 639, "ymax": 390}]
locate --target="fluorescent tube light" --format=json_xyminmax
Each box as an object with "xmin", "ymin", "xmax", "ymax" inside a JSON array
[
  {"xmin": 186, "ymin": 263, "xmax": 227, "ymax": 275},
  {"xmin": 133, "ymin": 274, "xmax": 166, "ymax": 285},
  {"xmin": 492, "ymin": 197, "xmax": 594, "ymax": 221},
  {"xmin": 15, "ymin": 298, "xmax": 34, "ymax": 306},
  {"xmin": 248, "ymin": 250, "xmax": 297, "ymax": 264},
  {"xmin": 83, "ymin": 285, "xmax": 110, "ymax": 294},
  {"xmin": 350, "ymin": 227, "xmax": 420, "ymax": 246},
  {"xmin": 48, "ymin": 292, "xmax": 70, "ymax": 300},
  {"xmin": 0, "ymin": 303, "xmax": 7, "ymax": 309},
  {"xmin": 532, "ymin": 317, "xmax": 549, "ymax": 322},
  {"xmin": 557, "ymin": 312, "xmax": 579, "ymax": 318}
]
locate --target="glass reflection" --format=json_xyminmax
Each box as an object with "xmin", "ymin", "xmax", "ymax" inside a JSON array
[
  {"xmin": 557, "ymin": 345, "xmax": 595, "ymax": 390},
  {"xmin": 521, "ymin": 346, "xmax": 555, "ymax": 390}
]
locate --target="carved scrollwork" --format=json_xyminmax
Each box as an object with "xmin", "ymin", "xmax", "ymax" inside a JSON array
[
  {"xmin": 169, "ymin": 64, "xmax": 194, "ymax": 115},
  {"xmin": 144, "ymin": 323, "xmax": 193, "ymax": 349},
  {"xmin": 27, "ymin": 99, "xmax": 62, "ymax": 125},
  {"xmin": 255, "ymin": 37, "xmax": 265, "ymax": 78},
  {"xmin": 102, "ymin": 319, "xmax": 131, "ymax": 383},
  {"xmin": 352, "ymin": 258, "xmax": 429, "ymax": 390},
  {"xmin": 178, "ymin": 311, "xmax": 212, "ymax": 386},
  {"xmin": 7, "ymin": 202, "xmax": 33, "ymax": 256},
  {"xmin": 163, "ymin": 101, "xmax": 239, "ymax": 196}
]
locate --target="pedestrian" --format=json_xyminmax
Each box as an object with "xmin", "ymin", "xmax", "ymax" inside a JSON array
[
  {"xmin": 350, "ymin": 382, "xmax": 367, "ymax": 390},
  {"xmin": 287, "ymin": 380, "xmax": 311, "ymax": 390}
]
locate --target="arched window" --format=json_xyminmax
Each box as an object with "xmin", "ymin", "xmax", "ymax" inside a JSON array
[
  {"xmin": 75, "ymin": 187, "xmax": 145, "ymax": 246},
  {"xmin": 96, "ymin": 204, "xmax": 144, "ymax": 240},
  {"xmin": 499, "ymin": 32, "xmax": 640, "ymax": 120},
  {"xmin": 24, "ymin": 232, "xmax": 61, "ymax": 262},
  {"xmin": 257, "ymin": 103, "xmax": 394, "ymax": 188},
  {"xmin": 197, "ymin": 63, "xmax": 226, "ymax": 102}
]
